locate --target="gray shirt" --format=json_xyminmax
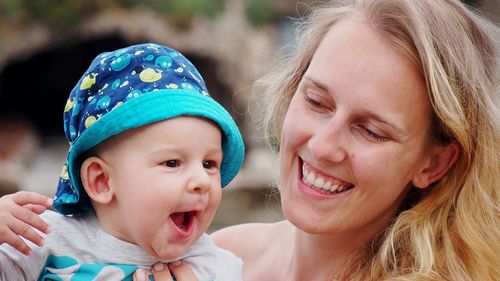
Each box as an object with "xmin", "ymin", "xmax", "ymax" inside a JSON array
[{"xmin": 0, "ymin": 210, "xmax": 242, "ymax": 281}]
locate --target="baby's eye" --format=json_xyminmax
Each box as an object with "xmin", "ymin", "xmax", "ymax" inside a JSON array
[
  {"xmin": 203, "ymin": 160, "xmax": 217, "ymax": 169},
  {"xmin": 163, "ymin": 160, "xmax": 179, "ymax": 167}
]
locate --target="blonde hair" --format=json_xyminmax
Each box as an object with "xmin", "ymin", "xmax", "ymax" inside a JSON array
[{"xmin": 255, "ymin": 0, "xmax": 500, "ymax": 280}]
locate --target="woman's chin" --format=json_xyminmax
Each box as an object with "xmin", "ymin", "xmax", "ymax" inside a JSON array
[{"xmin": 282, "ymin": 203, "xmax": 330, "ymax": 234}]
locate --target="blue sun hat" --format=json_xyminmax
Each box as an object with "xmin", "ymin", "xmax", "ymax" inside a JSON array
[{"xmin": 54, "ymin": 43, "xmax": 245, "ymax": 215}]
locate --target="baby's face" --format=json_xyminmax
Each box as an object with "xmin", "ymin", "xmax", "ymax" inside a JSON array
[{"xmin": 99, "ymin": 116, "xmax": 223, "ymax": 259}]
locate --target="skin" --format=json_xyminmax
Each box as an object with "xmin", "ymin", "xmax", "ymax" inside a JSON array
[
  {"xmin": 211, "ymin": 17, "xmax": 455, "ymax": 281},
  {"xmin": 82, "ymin": 116, "xmax": 223, "ymax": 260},
  {"xmin": 0, "ymin": 191, "xmax": 52, "ymax": 255},
  {"xmin": 133, "ymin": 261, "xmax": 198, "ymax": 281}
]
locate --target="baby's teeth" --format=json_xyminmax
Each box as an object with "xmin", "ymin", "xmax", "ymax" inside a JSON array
[
  {"xmin": 330, "ymin": 184, "xmax": 339, "ymax": 192},
  {"xmin": 337, "ymin": 185, "xmax": 344, "ymax": 192}
]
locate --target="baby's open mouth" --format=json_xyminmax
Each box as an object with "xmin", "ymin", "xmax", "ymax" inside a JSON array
[{"xmin": 170, "ymin": 211, "xmax": 195, "ymax": 235}]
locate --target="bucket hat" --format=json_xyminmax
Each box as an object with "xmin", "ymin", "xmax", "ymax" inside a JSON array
[{"xmin": 54, "ymin": 43, "xmax": 244, "ymax": 215}]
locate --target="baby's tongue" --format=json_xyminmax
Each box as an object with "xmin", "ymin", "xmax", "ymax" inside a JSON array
[{"xmin": 170, "ymin": 212, "xmax": 184, "ymax": 227}]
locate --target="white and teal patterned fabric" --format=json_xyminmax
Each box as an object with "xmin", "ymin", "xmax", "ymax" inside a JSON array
[{"xmin": 0, "ymin": 211, "xmax": 242, "ymax": 281}]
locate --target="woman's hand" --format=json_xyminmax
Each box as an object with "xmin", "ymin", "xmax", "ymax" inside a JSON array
[
  {"xmin": 133, "ymin": 261, "xmax": 198, "ymax": 281},
  {"xmin": 0, "ymin": 191, "xmax": 53, "ymax": 255}
]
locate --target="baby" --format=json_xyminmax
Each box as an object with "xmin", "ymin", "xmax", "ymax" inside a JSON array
[{"xmin": 0, "ymin": 43, "xmax": 244, "ymax": 280}]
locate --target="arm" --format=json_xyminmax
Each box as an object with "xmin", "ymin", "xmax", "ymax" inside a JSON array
[{"xmin": 0, "ymin": 191, "xmax": 52, "ymax": 255}]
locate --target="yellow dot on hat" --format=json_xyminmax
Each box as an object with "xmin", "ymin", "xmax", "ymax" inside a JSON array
[{"xmin": 85, "ymin": 116, "xmax": 97, "ymax": 128}]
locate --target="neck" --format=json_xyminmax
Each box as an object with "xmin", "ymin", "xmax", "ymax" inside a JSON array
[{"xmin": 285, "ymin": 224, "xmax": 365, "ymax": 281}]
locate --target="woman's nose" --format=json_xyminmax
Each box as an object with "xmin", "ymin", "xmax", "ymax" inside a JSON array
[{"xmin": 307, "ymin": 119, "xmax": 348, "ymax": 163}]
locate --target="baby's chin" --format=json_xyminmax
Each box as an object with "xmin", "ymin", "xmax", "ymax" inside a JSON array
[{"xmin": 149, "ymin": 234, "xmax": 202, "ymax": 260}]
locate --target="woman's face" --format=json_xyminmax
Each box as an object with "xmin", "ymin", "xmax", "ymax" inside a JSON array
[{"xmin": 279, "ymin": 18, "xmax": 434, "ymax": 240}]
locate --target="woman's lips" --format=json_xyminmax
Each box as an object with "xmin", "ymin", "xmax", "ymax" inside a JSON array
[{"xmin": 298, "ymin": 158, "xmax": 355, "ymax": 196}]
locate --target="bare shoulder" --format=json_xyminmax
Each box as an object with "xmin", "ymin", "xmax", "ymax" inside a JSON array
[
  {"xmin": 211, "ymin": 221, "xmax": 289, "ymax": 260},
  {"xmin": 212, "ymin": 221, "xmax": 293, "ymax": 281}
]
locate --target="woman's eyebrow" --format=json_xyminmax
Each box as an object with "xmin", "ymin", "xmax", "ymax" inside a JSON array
[
  {"xmin": 303, "ymin": 76, "xmax": 332, "ymax": 93},
  {"xmin": 360, "ymin": 110, "xmax": 406, "ymax": 137}
]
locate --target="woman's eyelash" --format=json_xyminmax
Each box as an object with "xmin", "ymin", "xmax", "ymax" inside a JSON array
[
  {"xmin": 306, "ymin": 96, "xmax": 323, "ymax": 107},
  {"xmin": 361, "ymin": 127, "xmax": 389, "ymax": 142},
  {"xmin": 304, "ymin": 92, "xmax": 330, "ymax": 110}
]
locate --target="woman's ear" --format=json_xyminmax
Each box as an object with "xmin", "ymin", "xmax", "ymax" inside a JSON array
[
  {"xmin": 412, "ymin": 141, "xmax": 460, "ymax": 189},
  {"xmin": 80, "ymin": 156, "xmax": 114, "ymax": 204}
]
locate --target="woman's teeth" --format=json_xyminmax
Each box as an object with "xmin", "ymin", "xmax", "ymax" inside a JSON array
[{"xmin": 302, "ymin": 164, "xmax": 351, "ymax": 193}]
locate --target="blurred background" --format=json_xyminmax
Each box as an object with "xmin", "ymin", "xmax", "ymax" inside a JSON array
[{"xmin": 0, "ymin": 0, "xmax": 498, "ymax": 232}]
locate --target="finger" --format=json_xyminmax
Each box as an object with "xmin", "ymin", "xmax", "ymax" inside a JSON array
[
  {"xmin": 23, "ymin": 204, "xmax": 49, "ymax": 215},
  {"xmin": 13, "ymin": 205, "xmax": 51, "ymax": 234},
  {"xmin": 12, "ymin": 191, "xmax": 53, "ymax": 208},
  {"xmin": 0, "ymin": 228, "xmax": 32, "ymax": 255},
  {"xmin": 8, "ymin": 216, "xmax": 45, "ymax": 247},
  {"xmin": 152, "ymin": 263, "xmax": 174, "ymax": 281},
  {"xmin": 133, "ymin": 268, "xmax": 150, "ymax": 281},
  {"xmin": 168, "ymin": 261, "xmax": 198, "ymax": 281}
]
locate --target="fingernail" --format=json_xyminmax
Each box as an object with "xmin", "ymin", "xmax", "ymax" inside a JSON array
[
  {"xmin": 134, "ymin": 269, "xmax": 148, "ymax": 281},
  {"xmin": 169, "ymin": 260, "xmax": 183, "ymax": 267},
  {"xmin": 45, "ymin": 226, "xmax": 51, "ymax": 234},
  {"xmin": 48, "ymin": 198, "xmax": 53, "ymax": 206},
  {"xmin": 153, "ymin": 263, "xmax": 165, "ymax": 271},
  {"xmin": 38, "ymin": 238, "xmax": 45, "ymax": 246}
]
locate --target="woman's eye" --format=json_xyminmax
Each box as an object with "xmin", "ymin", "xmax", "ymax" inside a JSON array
[
  {"xmin": 305, "ymin": 96, "xmax": 323, "ymax": 108},
  {"xmin": 163, "ymin": 160, "xmax": 179, "ymax": 167},
  {"xmin": 203, "ymin": 160, "xmax": 216, "ymax": 169},
  {"xmin": 303, "ymin": 92, "xmax": 332, "ymax": 112},
  {"xmin": 360, "ymin": 126, "xmax": 389, "ymax": 142}
]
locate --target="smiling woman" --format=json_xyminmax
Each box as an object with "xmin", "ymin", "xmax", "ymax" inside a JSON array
[
  {"xmin": 278, "ymin": 17, "xmax": 439, "ymax": 237},
  {"xmin": 273, "ymin": 14, "xmax": 451, "ymax": 265},
  {"xmin": 210, "ymin": 0, "xmax": 500, "ymax": 280}
]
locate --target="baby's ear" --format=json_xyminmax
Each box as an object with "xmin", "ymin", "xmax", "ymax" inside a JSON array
[
  {"xmin": 412, "ymin": 141, "xmax": 460, "ymax": 189},
  {"xmin": 80, "ymin": 156, "xmax": 114, "ymax": 204}
]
